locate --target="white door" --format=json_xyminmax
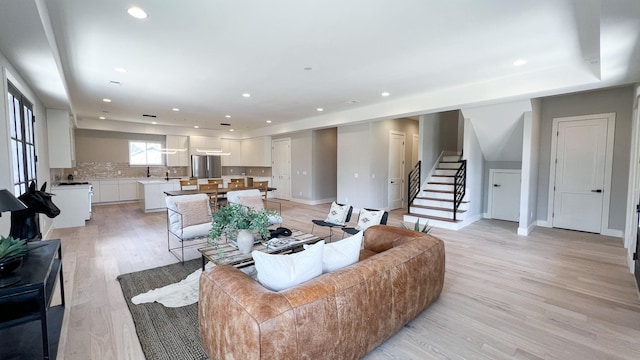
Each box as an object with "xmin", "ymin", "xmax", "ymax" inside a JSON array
[
  {"xmin": 552, "ymin": 118, "xmax": 609, "ymax": 233},
  {"xmin": 489, "ymin": 170, "xmax": 521, "ymax": 222},
  {"xmin": 271, "ymin": 138, "xmax": 291, "ymax": 200},
  {"xmin": 388, "ymin": 131, "xmax": 405, "ymax": 210}
]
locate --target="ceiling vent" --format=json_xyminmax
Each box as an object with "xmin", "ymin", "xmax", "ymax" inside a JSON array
[
  {"xmin": 109, "ymin": 80, "xmax": 122, "ymax": 86},
  {"xmin": 220, "ymin": 123, "xmax": 231, "ymax": 126},
  {"xmin": 142, "ymin": 114, "xmax": 157, "ymax": 118}
]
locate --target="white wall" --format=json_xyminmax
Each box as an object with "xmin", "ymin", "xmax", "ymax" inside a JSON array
[
  {"xmin": 0, "ymin": 50, "xmax": 53, "ymax": 237},
  {"xmin": 518, "ymin": 100, "xmax": 542, "ymax": 235},
  {"xmin": 463, "ymin": 100, "xmax": 530, "ymax": 162},
  {"xmin": 464, "ymin": 118, "xmax": 485, "ymax": 219},
  {"xmin": 337, "ymin": 118, "xmax": 418, "ymax": 211}
]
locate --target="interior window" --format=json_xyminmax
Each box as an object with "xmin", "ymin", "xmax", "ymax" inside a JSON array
[
  {"xmin": 129, "ymin": 141, "xmax": 163, "ymax": 165},
  {"xmin": 8, "ymin": 81, "xmax": 37, "ymax": 196}
]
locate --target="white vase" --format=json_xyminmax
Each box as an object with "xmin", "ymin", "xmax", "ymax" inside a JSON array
[{"xmin": 236, "ymin": 229, "xmax": 254, "ymax": 254}]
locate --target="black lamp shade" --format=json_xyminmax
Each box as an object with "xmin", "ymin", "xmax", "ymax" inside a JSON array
[{"xmin": 0, "ymin": 189, "xmax": 27, "ymax": 213}]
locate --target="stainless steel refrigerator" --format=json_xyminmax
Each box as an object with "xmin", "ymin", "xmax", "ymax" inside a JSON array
[{"xmin": 191, "ymin": 155, "xmax": 222, "ymax": 178}]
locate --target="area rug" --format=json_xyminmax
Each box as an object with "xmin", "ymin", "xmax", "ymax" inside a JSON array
[{"xmin": 117, "ymin": 259, "xmax": 207, "ymax": 360}]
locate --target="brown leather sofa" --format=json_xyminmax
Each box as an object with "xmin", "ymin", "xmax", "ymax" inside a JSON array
[{"xmin": 199, "ymin": 225, "xmax": 445, "ymax": 359}]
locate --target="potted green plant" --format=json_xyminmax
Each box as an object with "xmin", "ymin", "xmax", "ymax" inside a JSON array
[
  {"xmin": 0, "ymin": 235, "xmax": 29, "ymax": 275},
  {"xmin": 209, "ymin": 204, "xmax": 275, "ymax": 253},
  {"xmin": 400, "ymin": 219, "xmax": 432, "ymax": 234}
]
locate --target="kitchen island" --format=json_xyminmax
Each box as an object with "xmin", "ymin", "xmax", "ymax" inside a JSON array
[{"xmin": 137, "ymin": 179, "xmax": 180, "ymax": 213}]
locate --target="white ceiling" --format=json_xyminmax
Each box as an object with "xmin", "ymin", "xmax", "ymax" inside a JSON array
[{"xmin": 1, "ymin": 0, "xmax": 639, "ymax": 137}]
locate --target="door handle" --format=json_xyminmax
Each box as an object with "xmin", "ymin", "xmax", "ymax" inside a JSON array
[
  {"xmin": 591, "ymin": 189, "xmax": 602, "ymax": 193},
  {"xmin": 493, "ymin": 184, "xmax": 500, "ymax": 187}
]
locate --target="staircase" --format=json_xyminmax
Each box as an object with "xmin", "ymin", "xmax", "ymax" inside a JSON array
[{"xmin": 405, "ymin": 155, "xmax": 470, "ymax": 230}]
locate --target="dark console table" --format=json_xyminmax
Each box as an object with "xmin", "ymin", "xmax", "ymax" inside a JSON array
[{"xmin": 0, "ymin": 239, "xmax": 65, "ymax": 360}]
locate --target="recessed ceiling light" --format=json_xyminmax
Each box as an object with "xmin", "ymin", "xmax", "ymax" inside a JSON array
[
  {"xmin": 115, "ymin": 67, "xmax": 127, "ymax": 73},
  {"xmin": 381, "ymin": 92, "xmax": 390, "ymax": 97},
  {"xmin": 127, "ymin": 6, "xmax": 148, "ymax": 19},
  {"xmin": 513, "ymin": 59, "xmax": 527, "ymax": 67},
  {"xmin": 317, "ymin": 108, "xmax": 324, "ymax": 112},
  {"xmin": 242, "ymin": 93, "xmax": 251, "ymax": 98},
  {"xmin": 172, "ymin": 108, "xmax": 179, "ymax": 112},
  {"xmin": 230, "ymin": 129, "xmax": 234, "ymax": 132},
  {"xmin": 225, "ymin": 115, "xmax": 231, "ymax": 118},
  {"xmin": 194, "ymin": 125, "xmax": 199, "ymax": 129},
  {"xmin": 266, "ymin": 120, "xmax": 272, "ymax": 123},
  {"xmin": 99, "ymin": 116, "xmax": 105, "ymax": 120},
  {"xmin": 102, "ymin": 98, "xmax": 111, "ymax": 103},
  {"xmin": 151, "ymin": 121, "xmax": 157, "ymax": 125}
]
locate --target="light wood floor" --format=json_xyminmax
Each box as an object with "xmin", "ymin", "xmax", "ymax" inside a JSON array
[{"xmin": 46, "ymin": 201, "xmax": 640, "ymax": 359}]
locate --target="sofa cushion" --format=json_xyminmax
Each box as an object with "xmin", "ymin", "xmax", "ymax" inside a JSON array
[
  {"xmin": 355, "ymin": 209, "xmax": 384, "ymax": 231},
  {"xmin": 304, "ymin": 231, "xmax": 363, "ymax": 273},
  {"xmin": 238, "ymin": 195, "xmax": 265, "ymax": 211},
  {"xmin": 252, "ymin": 240, "xmax": 324, "ymax": 291},
  {"xmin": 325, "ymin": 202, "xmax": 349, "ymax": 225},
  {"xmin": 176, "ymin": 199, "xmax": 211, "ymax": 227}
]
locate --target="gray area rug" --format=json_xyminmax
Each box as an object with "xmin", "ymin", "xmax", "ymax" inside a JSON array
[{"xmin": 117, "ymin": 259, "xmax": 207, "ymax": 360}]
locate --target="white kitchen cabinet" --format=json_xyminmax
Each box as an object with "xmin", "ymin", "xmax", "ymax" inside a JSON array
[
  {"xmin": 221, "ymin": 138, "xmax": 242, "ymax": 166},
  {"xmin": 166, "ymin": 135, "xmax": 189, "ymax": 166},
  {"xmin": 189, "ymin": 136, "xmax": 222, "ymax": 156},
  {"xmin": 47, "ymin": 109, "xmax": 75, "ymax": 168},
  {"xmin": 241, "ymin": 136, "xmax": 272, "ymax": 166},
  {"xmin": 118, "ymin": 179, "xmax": 138, "ymax": 201},
  {"xmin": 100, "ymin": 180, "xmax": 120, "ymax": 202}
]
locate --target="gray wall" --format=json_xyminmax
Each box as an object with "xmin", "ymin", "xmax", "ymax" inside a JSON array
[
  {"xmin": 312, "ymin": 128, "xmax": 337, "ymax": 201},
  {"xmin": 75, "ymin": 129, "xmax": 166, "ymax": 163},
  {"xmin": 536, "ymin": 86, "xmax": 634, "ymax": 231},
  {"xmin": 420, "ymin": 110, "xmax": 461, "ymax": 181},
  {"xmin": 274, "ymin": 128, "xmax": 337, "ymax": 203}
]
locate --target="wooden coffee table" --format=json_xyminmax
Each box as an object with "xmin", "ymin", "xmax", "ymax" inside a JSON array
[{"xmin": 198, "ymin": 229, "xmax": 325, "ymax": 270}]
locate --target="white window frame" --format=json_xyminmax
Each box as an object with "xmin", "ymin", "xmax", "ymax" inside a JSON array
[{"xmin": 129, "ymin": 140, "xmax": 164, "ymax": 166}]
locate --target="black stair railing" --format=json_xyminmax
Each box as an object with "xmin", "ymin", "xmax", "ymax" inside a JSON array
[
  {"xmin": 453, "ymin": 159, "xmax": 467, "ymax": 221},
  {"xmin": 407, "ymin": 161, "xmax": 421, "ymax": 214}
]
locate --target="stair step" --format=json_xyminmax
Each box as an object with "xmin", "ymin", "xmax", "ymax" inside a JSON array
[
  {"xmin": 416, "ymin": 196, "xmax": 469, "ymax": 203},
  {"xmin": 408, "ymin": 213, "xmax": 462, "ymax": 223},
  {"xmin": 428, "ymin": 181, "xmax": 454, "ymax": 185},
  {"xmin": 423, "ymin": 189, "xmax": 453, "ymax": 194},
  {"xmin": 411, "ymin": 205, "xmax": 466, "ymax": 213}
]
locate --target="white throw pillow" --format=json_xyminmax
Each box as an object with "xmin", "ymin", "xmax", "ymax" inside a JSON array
[
  {"xmin": 355, "ymin": 209, "xmax": 384, "ymax": 231},
  {"xmin": 325, "ymin": 202, "xmax": 349, "ymax": 225},
  {"xmin": 252, "ymin": 240, "xmax": 324, "ymax": 291},
  {"xmin": 304, "ymin": 231, "xmax": 363, "ymax": 273}
]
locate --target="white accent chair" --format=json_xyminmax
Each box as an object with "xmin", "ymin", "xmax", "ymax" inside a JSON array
[
  {"xmin": 226, "ymin": 189, "xmax": 283, "ymax": 226},
  {"xmin": 166, "ymin": 193, "xmax": 212, "ymax": 263}
]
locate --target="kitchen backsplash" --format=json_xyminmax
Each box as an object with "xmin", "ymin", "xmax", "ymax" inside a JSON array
[
  {"xmin": 50, "ymin": 162, "xmax": 188, "ymax": 181},
  {"xmin": 51, "ymin": 163, "xmax": 272, "ymax": 182}
]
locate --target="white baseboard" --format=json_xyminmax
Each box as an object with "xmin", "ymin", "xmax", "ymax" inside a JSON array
[
  {"xmin": 289, "ymin": 197, "xmax": 335, "ymax": 205},
  {"xmin": 517, "ymin": 222, "xmax": 537, "ymax": 236},
  {"xmin": 536, "ymin": 220, "xmax": 552, "ymax": 228},
  {"xmin": 602, "ymin": 228, "xmax": 624, "ymax": 238},
  {"xmin": 628, "ymin": 253, "xmax": 636, "ymax": 273},
  {"xmin": 483, "ymin": 212, "xmax": 490, "ymax": 218}
]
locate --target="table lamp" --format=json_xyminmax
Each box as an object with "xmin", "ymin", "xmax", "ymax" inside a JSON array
[
  {"xmin": 0, "ymin": 189, "xmax": 27, "ymax": 287},
  {"xmin": 0, "ymin": 189, "xmax": 27, "ymax": 215}
]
